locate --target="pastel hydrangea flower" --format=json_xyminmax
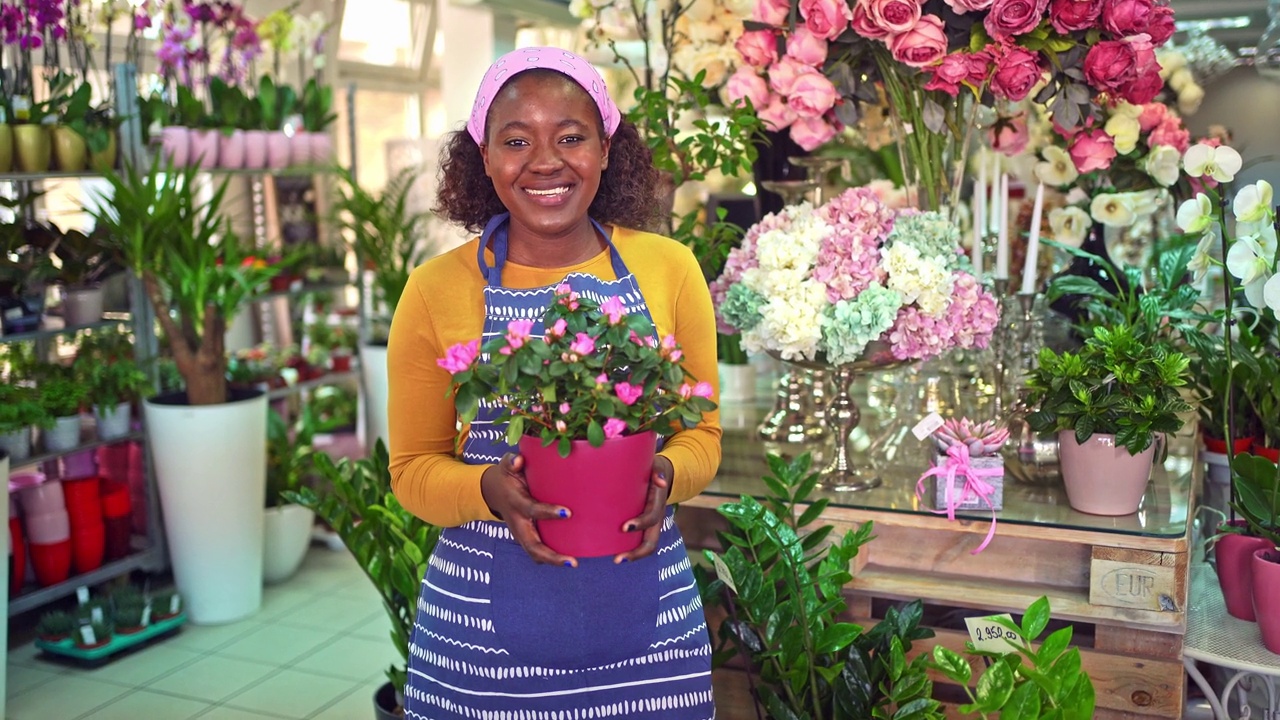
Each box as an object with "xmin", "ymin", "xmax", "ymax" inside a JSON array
[
  {"xmin": 882, "ymin": 243, "xmax": 955, "ymax": 317},
  {"xmin": 944, "ymin": 272, "xmax": 1000, "ymax": 350},
  {"xmin": 889, "ymin": 305, "xmax": 957, "ymax": 361},
  {"xmin": 741, "ymin": 279, "xmax": 828, "ymax": 360},
  {"xmin": 719, "ymin": 283, "xmax": 768, "ymax": 332},
  {"xmin": 886, "ymin": 211, "xmax": 963, "ymax": 268},
  {"xmin": 821, "ymin": 284, "xmax": 903, "ymax": 364}
]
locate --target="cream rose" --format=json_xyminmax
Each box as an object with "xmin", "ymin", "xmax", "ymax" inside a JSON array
[
  {"xmin": 1034, "ymin": 146, "xmax": 1080, "ymax": 187},
  {"xmin": 1049, "ymin": 206, "xmax": 1091, "ymax": 248},
  {"xmin": 1141, "ymin": 145, "xmax": 1181, "ymax": 187}
]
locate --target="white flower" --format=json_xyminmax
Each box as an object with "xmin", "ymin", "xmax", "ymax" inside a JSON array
[
  {"xmin": 1064, "ymin": 187, "xmax": 1089, "ymax": 206},
  {"xmin": 722, "ymin": 0, "xmax": 756, "ymax": 16},
  {"xmin": 882, "ymin": 244, "xmax": 954, "ymax": 317},
  {"xmin": 1142, "ymin": 145, "xmax": 1182, "ymax": 187},
  {"xmin": 1265, "ymin": 274, "xmax": 1280, "ymax": 315},
  {"xmin": 682, "ymin": 0, "xmax": 717, "ymax": 23},
  {"xmin": 744, "ymin": 280, "xmax": 829, "ymax": 360},
  {"xmin": 752, "ymin": 219, "xmax": 826, "ymax": 272},
  {"xmin": 1048, "ymin": 206, "xmax": 1091, "ymax": 248},
  {"xmin": 1183, "ymin": 144, "xmax": 1244, "ymax": 183},
  {"xmin": 568, "ymin": 0, "xmax": 593, "ymax": 18},
  {"xmin": 1176, "ymin": 193, "xmax": 1214, "ymax": 234},
  {"xmin": 1158, "ymin": 50, "xmax": 1188, "ymax": 78},
  {"xmin": 1105, "ymin": 113, "xmax": 1141, "ymax": 155},
  {"xmin": 1129, "ymin": 189, "xmax": 1166, "ymax": 217},
  {"xmin": 1090, "ymin": 193, "xmax": 1137, "ymax": 228},
  {"xmin": 1234, "ymin": 180, "xmax": 1274, "ymax": 224},
  {"xmin": 1178, "ymin": 84, "xmax": 1205, "ymax": 116},
  {"xmin": 1226, "ymin": 234, "xmax": 1276, "ymax": 308},
  {"xmin": 1168, "ymin": 67, "xmax": 1195, "ymax": 92},
  {"xmin": 1034, "ymin": 146, "xmax": 1079, "ymax": 188},
  {"xmin": 1187, "ymin": 232, "xmax": 1216, "ymax": 283}
]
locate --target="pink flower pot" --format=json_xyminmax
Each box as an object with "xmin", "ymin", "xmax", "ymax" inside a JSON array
[
  {"xmin": 160, "ymin": 126, "xmax": 190, "ymax": 167},
  {"xmin": 289, "ymin": 132, "xmax": 311, "ymax": 166},
  {"xmin": 1057, "ymin": 432, "xmax": 1156, "ymax": 516},
  {"xmin": 1252, "ymin": 548, "xmax": 1280, "ymax": 652},
  {"xmin": 16, "ymin": 474, "xmax": 66, "ymax": 518},
  {"xmin": 24, "ymin": 510, "xmax": 70, "ymax": 545},
  {"xmin": 308, "ymin": 132, "xmax": 332, "ymax": 164},
  {"xmin": 218, "ymin": 129, "xmax": 246, "ymax": 168},
  {"xmin": 518, "ymin": 431, "xmax": 656, "ymax": 558},
  {"xmin": 189, "ymin": 129, "xmax": 220, "ymax": 169},
  {"xmin": 266, "ymin": 132, "xmax": 290, "ymax": 169},
  {"xmin": 1219, "ymin": 521, "xmax": 1278, "ymax": 621},
  {"xmin": 244, "ymin": 130, "xmax": 268, "ymax": 169}
]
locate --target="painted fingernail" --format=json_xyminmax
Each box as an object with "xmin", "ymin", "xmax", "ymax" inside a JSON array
[
  {"xmin": 621, "ymin": 558, "xmax": 629, "ymax": 563},
  {"xmin": 559, "ymin": 509, "xmax": 568, "ymax": 518},
  {"xmin": 563, "ymin": 560, "xmax": 573, "ymax": 568},
  {"xmin": 625, "ymin": 522, "xmax": 636, "ymax": 532}
]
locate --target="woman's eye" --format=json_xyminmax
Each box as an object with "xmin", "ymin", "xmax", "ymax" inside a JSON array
[
  {"xmin": 504, "ymin": 138, "xmax": 528, "ymax": 147},
  {"xmin": 560, "ymin": 136, "xmax": 584, "ymax": 144}
]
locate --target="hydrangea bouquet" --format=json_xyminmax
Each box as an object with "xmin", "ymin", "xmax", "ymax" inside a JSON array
[
  {"xmin": 711, "ymin": 186, "xmax": 999, "ymax": 363},
  {"xmin": 438, "ymin": 286, "xmax": 717, "ymax": 458}
]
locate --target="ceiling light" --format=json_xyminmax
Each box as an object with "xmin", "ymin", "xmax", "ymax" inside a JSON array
[{"xmin": 1176, "ymin": 16, "xmax": 1253, "ymax": 32}]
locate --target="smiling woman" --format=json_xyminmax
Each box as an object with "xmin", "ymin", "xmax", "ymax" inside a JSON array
[{"xmin": 386, "ymin": 47, "xmax": 721, "ymax": 719}]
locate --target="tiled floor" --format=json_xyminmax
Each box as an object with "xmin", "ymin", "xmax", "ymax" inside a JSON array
[{"xmin": 6, "ymin": 545, "xmax": 395, "ymax": 720}]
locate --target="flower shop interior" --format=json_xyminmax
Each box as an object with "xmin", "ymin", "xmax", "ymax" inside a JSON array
[{"xmin": 3, "ymin": 0, "xmax": 1280, "ymax": 718}]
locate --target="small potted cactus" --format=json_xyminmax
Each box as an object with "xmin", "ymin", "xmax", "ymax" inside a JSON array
[
  {"xmin": 931, "ymin": 418, "xmax": 1010, "ymax": 511},
  {"xmin": 35, "ymin": 610, "xmax": 75, "ymax": 643}
]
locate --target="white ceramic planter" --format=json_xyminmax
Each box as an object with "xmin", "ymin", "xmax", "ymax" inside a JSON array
[
  {"xmin": 63, "ymin": 286, "xmax": 104, "ymax": 327},
  {"xmin": 359, "ymin": 344, "xmax": 389, "ymax": 454},
  {"xmin": 94, "ymin": 402, "xmax": 132, "ymax": 441},
  {"xmin": 43, "ymin": 415, "xmax": 82, "ymax": 453},
  {"xmin": 263, "ymin": 503, "xmax": 315, "ymax": 584},
  {"xmin": 145, "ymin": 390, "xmax": 267, "ymax": 624},
  {"xmin": 718, "ymin": 362, "xmax": 757, "ymax": 403},
  {"xmin": 0, "ymin": 428, "xmax": 30, "ymax": 461}
]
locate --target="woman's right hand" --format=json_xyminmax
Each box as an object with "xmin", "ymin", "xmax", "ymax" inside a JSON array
[{"xmin": 481, "ymin": 453, "xmax": 579, "ymax": 567}]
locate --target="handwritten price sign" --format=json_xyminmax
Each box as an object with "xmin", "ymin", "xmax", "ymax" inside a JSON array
[{"xmin": 964, "ymin": 614, "xmax": 1026, "ymax": 654}]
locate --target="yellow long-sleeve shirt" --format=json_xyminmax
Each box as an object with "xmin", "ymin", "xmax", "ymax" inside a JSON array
[{"xmin": 387, "ymin": 226, "xmax": 722, "ymax": 528}]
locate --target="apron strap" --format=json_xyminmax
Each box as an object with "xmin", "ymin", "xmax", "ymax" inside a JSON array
[{"xmin": 477, "ymin": 214, "xmax": 630, "ymax": 287}]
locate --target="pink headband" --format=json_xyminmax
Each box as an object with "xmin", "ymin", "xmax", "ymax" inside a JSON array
[{"xmin": 466, "ymin": 47, "xmax": 621, "ymax": 146}]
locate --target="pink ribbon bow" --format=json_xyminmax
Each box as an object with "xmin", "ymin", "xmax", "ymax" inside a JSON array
[{"xmin": 914, "ymin": 444, "xmax": 1002, "ymax": 554}]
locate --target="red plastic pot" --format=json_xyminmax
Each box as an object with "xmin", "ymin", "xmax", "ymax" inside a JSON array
[
  {"xmin": 331, "ymin": 353, "xmax": 352, "ymax": 372},
  {"xmin": 1253, "ymin": 443, "xmax": 1280, "ymax": 463},
  {"xmin": 518, "ymin": 431, "xmax": 656, "ymax": 558},
  {"xmin": 62, "ymin": 476, "xmax": 101, "ymax": 510},
  {"xmin": 1252, "ymin": 548, "xmax": 1280, "ymax": 653},
  {"xmin": 70, "ymin": 521, "xmax": 105, "ymax": 574},
  {"xmin": 10, "ymin": 516, "xmax": 26, "ymax": 594},
  {"xmin": 102, "ymin": 481, "xmax": 131, "ymax": 519},
  {"xmin": 1216, "ymin": 521, "xmax": 1275, "ymax": 621},
  {"xmin": 29, "ymin": 539, "xmax": 72, "ymax": 587},
  {"xmin": 1203, "ymin": 436, "xmax": 1254, "ymax": 456},
  {"xmin": 104, "ymin": 515, "xmax": 131, "ymax": 562}
]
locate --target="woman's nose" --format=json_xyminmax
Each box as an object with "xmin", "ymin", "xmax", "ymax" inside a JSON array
[{"xmin": 528, "ymin": 141, "xmax": 565, "ymax": 172}]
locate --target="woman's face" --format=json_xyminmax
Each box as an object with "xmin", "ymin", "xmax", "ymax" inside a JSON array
[{"xmin": 481, "ymin": 72, "xmax": 610, "ymax": 241}]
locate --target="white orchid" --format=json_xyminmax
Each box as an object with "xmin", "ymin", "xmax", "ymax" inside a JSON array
[
  {"xmin": 1233, "ymin": 180, "xmax": 1274, "ymax": 224},
  {"xmin": 1187, "ymin": 231, "xmax": 1216, "ymax": 283},
  {"xmin": 1090, "ymin": 193, "xmax": 1137, "ymax": 228},
  {"xmin": 1048, "ymin": 206, "xmax": 1091, "ymax": 248},
  {"xmin": 1226, "ymin": 234, "xmax": 1276, "ymax": 308},
  {"xmin": 1142, "ymin": 145, "xmax": 1182, "ymax": 187},
  {"xmin": 1265, "ymin": 274, "xmax": 1280, "ymax": 314},
  {"xmin": 1034, "ymin": 146, "xmax": 1080, "ymax": 188},
  {"xmin": 1176, "ymin": 193, "xmax": 1214, "ymax": 234},
  {"xmin": 1183, "ymin": 143, "xmax": 1244, "ymax": 183}
]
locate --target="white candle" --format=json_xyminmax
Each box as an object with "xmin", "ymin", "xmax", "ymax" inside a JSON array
[
  {"xmin": 1021, "ymin": 182, "xmax": 1045, "ymax": 294},
  {"xmin": 988, "ymin": 155, "xmax": 1001, "ymax": 235},
  {"xmin": 971, "ymin": 179, "xmax": 986, "ymax": 277},
  {"xmin": 996, "ymin": 174, "xmax": 1010, "ymax": 280}
]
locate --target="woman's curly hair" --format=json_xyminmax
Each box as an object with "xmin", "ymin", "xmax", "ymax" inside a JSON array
[{"xmin": 434, "ymin": 78, "xmax": 660, "ymax": 235}]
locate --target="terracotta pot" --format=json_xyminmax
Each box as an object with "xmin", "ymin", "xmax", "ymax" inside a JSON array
[
  {"xmin": 89, "ymin": 131, "xmax": 118, "ymax": 172},
  {"xmin": 266, "ymin": 132, "xmax": 290, "ymax": 168},
  {"xmin": 51, "ymin": 126, "xmax": 87, "ymax": 172},
  {"xmin": 1253, "ymin": 442, "xmax": 1280, "ymax": 463},
  {"xmin": 161, "ymin": 126, "xmax": 191, "ymax": 166},
  {"xmin": 518, "ymin": 431, "xmax": 656, "ymax": 557},
  {"xmin": 218, "ymin": 129, "xmax": 246, "ymax": 168},
  {"xmin": 1057, "ymin": 431, "xmax": 1155, "ymax": 516},
  {"xmin": 1251, "ymin": 548, "xmax": 1280, "ymax": 652},
  {"xmin": 14, "ymin": 124, "xmax": 51, "ymax": 173},
  {"xmin": 189, "ymin": 129, "xmax": 220, "ymax": 169},
  {"xmin": 0, "ymin": 123, "xmax": 13, "ymax": 172},
  {"xmin": 244, "ymin": 130, "xmax": 268, "ymax": 168},
  {"xmin": 1218, "ymin": 520, "xmax": 1276, "ymax": 621}
]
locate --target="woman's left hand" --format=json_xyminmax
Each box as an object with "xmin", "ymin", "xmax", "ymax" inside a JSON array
[{"xmin": 613, "ymin": 456, "xmax": 673, "ymax": 564}]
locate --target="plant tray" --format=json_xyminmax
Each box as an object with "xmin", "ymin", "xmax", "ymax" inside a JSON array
[{"xmin": 34, "ymin": 613, "xmax": 187, "ymax": 666}]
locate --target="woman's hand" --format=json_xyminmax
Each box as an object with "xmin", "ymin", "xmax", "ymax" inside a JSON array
[
  {"xmin": 613, "ymin": 456, "xmax": 673, "ymax": 564},
  {"xmin": 481, "ymin": 453, "xmax": 578, "ymax": 568}
]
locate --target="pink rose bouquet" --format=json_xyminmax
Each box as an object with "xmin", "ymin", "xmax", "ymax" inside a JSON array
[{"xmin": 438, "ymin": 286, "xmax": 716, "ymax": 457}]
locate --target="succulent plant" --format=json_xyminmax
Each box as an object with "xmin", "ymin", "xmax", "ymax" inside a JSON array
[
  {"xmin": 933, "ymin": 418, "xmax": 1009, "ymax": 457},
  {"xmin": 35, "ymin": 610, "xmax": 75, "ymax": 639}
]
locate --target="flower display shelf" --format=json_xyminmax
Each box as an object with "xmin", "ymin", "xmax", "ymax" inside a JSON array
[{"xmin": 35, "ymin": 612, "xmax": 187, "ymax": 667}]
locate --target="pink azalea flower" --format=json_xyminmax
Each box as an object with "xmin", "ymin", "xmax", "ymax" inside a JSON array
[
  {"xmin": 569, "ymin": 333, "xmax": 595, "ymax": 357},
  {"xmin": 436, "ymin": 340, "xmax": 479, "ymax": 374},
  {"xmin": 556, "ymin": 284, "xmax": 580, "ymax": 310},
  {"xmin": 501, "ymin": 319, "xmax": 534, "ymax": 355},
  {"xmin": 603, "ymin": 418, "xmax": 628, "ymax": 439},
  {"xmin": 555, "ymin": 420, "xmax": 567, "ymax": 432},
  {"xmin": 693, "ymin": 381, "xmax": 714, "ymax": 399},
  {"xmin": 600, "ymin": 296, "xmax": 627, "ymax": 325},
  {"xmin": 596, "ymin": 373, "xmax": 609, "ymax": 385},
  {"xmin": 546, "ymin": 318, "xmax": 568, "ymax": 339},
  {"xmin": 614, "ymin": 382, "xmax": 644, "ymax": 406}
]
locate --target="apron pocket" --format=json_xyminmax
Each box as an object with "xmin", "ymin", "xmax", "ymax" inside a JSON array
[{"xmin": 490, "ymin": 541, "xmax": 661, "ymax": 668}]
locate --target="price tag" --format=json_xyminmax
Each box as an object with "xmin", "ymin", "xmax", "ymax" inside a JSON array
[
  {"xmin": 712, "ymin": 554, "xmax": 737, "ymax": 595},
  {"xmin": 91, "ymin": 606, "xmax": 104, "ymax": 624},
  {"xmin": 79, "ymin": 625, "xmax": 97, "ymax": 646},
  {"xmin": 170, "ymin": 594, "xmax": 181, "ymax": 615},
  {"xmin": 76, "ymin": 586, "xmax": 90, "ymax": 605},
  {"xmin": 912, "ymin": 412, "xmax": 945, "ymax": 441},
  {"xmin": 12, "ymin": 96, "xmax": 30, "ymax": 122},
  {"xmin": 964, "ymin": 614, "xmax": 1024, "ymax": 654},
  {"xmin": 141, "ymin": 604, "xmax": 152, "ymax": 627}
]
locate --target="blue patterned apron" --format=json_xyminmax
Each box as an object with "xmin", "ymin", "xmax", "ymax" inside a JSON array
[{"xmin": 404, "ymin": 214, "xmax": 714, "ymax": 719}]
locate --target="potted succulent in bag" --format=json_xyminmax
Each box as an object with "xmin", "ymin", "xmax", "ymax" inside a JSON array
[
  {"xmin": 0, "ymin": 384, "xmax": 49, "ymax": 460},
  {"xmin": 263, "ymin": 410, "xmax": 316, "ymax": 583},
  {"xmin": 440, "ymin": 285, "xmax": 717, "ymax": 557},
  {"xmin": 36, "ymin": 365, "xmax": 89, "ymax": 453},
  {"xmin": 87, "ymin": 160, "xmax": 283, "ymax": 624},
  {"xmin": 75, "ymin": 330, "xmax": 150, "ymax": 441},
  {"xmin": 285, "ymin": 442, "xmax": 440, "ymax": 720},
  {"xmin": 1025, "ymin": 323, "xmax": 1192, "ymax": 516},
  {"xmin": 54, "ymin": 226, "xmax": 120, "ymax": 327}
]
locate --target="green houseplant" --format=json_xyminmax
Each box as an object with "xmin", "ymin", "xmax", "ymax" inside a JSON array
[
  {"xmin": 0, "ymin": 384, "xmax": 49, "ymax": 460},
  {"xmin": 263, "ymin": 410, "xmax": 317, "ymax": 583},
  {"xmin": 75, "ymin": 329, "xmax": 150, "ymax": 441},
  {"xmin": 55, "ymin": 226, "xmax": 120, "ymax": 326},
  {"xmin": 285, "ymin": 441, "xmax": 440, "ymax": 717},
  {"xmin": 37, "ymin": 366, "xmax": 89, "ymax": 453}
]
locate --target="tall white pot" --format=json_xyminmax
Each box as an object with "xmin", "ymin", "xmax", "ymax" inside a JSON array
[
  {"xmin": 360, "ymin": 344, "xmax": 390, "ymax": 454},
  {"xmin": 145, "ymin": 390, "xmax": 267, "ymax": 624},
  {"xmin": 263, "ymin": 503, "xmax": 315, "ymax": 583}
]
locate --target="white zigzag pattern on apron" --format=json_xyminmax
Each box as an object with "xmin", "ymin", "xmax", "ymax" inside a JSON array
[
  {"xmin": 406, "ymin": 688, "xmax": 714, "ymax": 719},
  {"xmin": 650, "ymin": 622, "xmax": 708, "ymax": 649},
  {"xmin": 416, "ymin": 601, "xmax": 495, "ymax": 632},
  {"xmin": 410, "ymin": 645, "xmax": 708, "ymax": 681},
  {"xmin": 430, "ymin": 553, "xmax": 491, "ymax": 584},
  {"xmin": 437, "ymin": 537, "xmax": 494, "ymax": 558},
  {"xmin": 418, "ymin": 628, "xmax": 508, "ymax": 655},
  {"xmin": 656, "ymin": 595, "xmax": 703, "ymax": 627},
  {"xmin": 655, "ymin": 537, "xmax": 682, "ymax": 556}
]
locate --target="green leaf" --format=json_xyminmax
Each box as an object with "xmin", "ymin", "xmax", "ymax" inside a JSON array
[
  {"xmin": 1021, "ymin": 596, "xmax": 1051, "ymax": 640},
  {"xmin": 975, "ymin": 660, "xmax": 1015, "ymax": 712},
  {"xmin": 1036, "ymin": 626, "xmax": 1073, "ymax": 666},
  {"xmin": 999, "ymin": 681, "xmax": 1043, "ymax": 720},
  {"xmin": 587, "ymin": 419, "xmax": 604, "ymax": 447},
  {"xmin": 816, "ymin": 622, "xmax": 864, "ymax": 655},
  {"xmin": 929, "ymin": 645, "xmax": 972, "ymax": 684}
]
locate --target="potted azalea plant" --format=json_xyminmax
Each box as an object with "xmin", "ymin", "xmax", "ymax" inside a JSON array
[
  {"xmin": 87, "ymin": 159, "xmax": 283, "ymax": 625},
  {"xmin": 439, "ymin": 285, "xmax": 717, "ymax": 557}
]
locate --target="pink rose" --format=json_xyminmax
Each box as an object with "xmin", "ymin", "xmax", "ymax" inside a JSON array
[
  {"xmin": 1084, "ymin": 34, "xmax": 1156, "ymax": 99},
  {"xmin": 788, "ymin": 72, "xmax": 838, "ymax": 118},
  {"xmin": 1137, "ymin": 102, "xmax": 1167, "ymax": 132},
  {"xmin": 1048, "ymin": 0, "xmax": 1102, "ymax": 33},
  {"xmin": 1145, "ymin": 4, "xmax": 1175, "ymax": 45},
  {"xmin": 989, "ymin": 44, "xmax": 1042, "ymax": 101},
  {"xmin": 786, "ymin": 27, "xmax": 829, "ymax": 66},
  {"xmin": 753, "ymin": 0, "xmax": 791, "ymax": 25},
  {"xmin": 988, "ymin": 114, "xmax": 1030, "ymax": 156},
  {"xmin": 1124, "ymin": 64, "xmax": 1163, "ymax": 104},
  {"xmin": 603, "ymin": 418, "xmax": 628, "ymax": 439},
  {"xmin": 943, "ymin": 0, "xmax": 993, "ymax": 12},
  {"xmin": 889, "ymin": 14, "xmax": 946, "ymax": 68},
  {"xmin": 851, "ymin": 1, "xmax": 889, "ymax": 39},
  {"xmin": 922, "ymin": 53, "xmax": 972, "ymax": 96},
  {"xmin": 800, "ymin": 0, "xmax": 854, "ymax": 40},
  {"xmin": 735, "ymin": 29, "xmax": 779, "ymax": 68},
  {"xmin": 768, "ymin": 56, "xmax": 817, "ymax": 95},
  {"xmin": 1103, "ymin": 0, "xmax": 1155, "ymax": 38},
  {"xmin": 759, "ymin": 94, "xmax": 798, "ymax": 130},
  {"xmin": 790, "ymin": 115, "xmax": 837, "ymax": 151},
  {"xmin": 724, "ymin": 68, "xmax": 770, "ymax": 110},
  {"xmin": 866, "ymin": 0, "xmax": 924, "ymax": 35},
  {"xmin": 1149, "ymin": 115, "xmax": 1190, "ymax": 152},
  {"xmin": 984, "ymin": 0, "xmax": 1050, "ymax": 41},
  {"xmin": 1068, "ymin": 128, "xmax": 1116, "ymax": 173}
]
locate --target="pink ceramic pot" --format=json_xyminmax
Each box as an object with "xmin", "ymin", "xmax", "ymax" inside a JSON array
[
  {"xmin": 24, "ymin": 509, "xmax": 70, "ymax": 545},
  {"xmin": 188, "ymin": 129, "xmax": 219, "ymax": 169},
  {"xmin": 160, "ymin": 126, "xmax": 190, "ymax": 167},
  {"xmin": 1217, "ymin": 521, "xmax": 1275, "ymax": 621},
  {"xmin": 244, "ymin": 130, "xmax": 268, "ymax": 169},
  {"xmin": 289, "ymin": 132, "xmax": 311, "ymax": 166},
  {"xmin": 1252, "ymin": 548, "xmax": 1280, "ymax": 652},
  {"xmin": 308, "ymin": 132, "xmax": 332, "ymax": 164},
  {"xmin": 218, "ymin": 129, "xmax": 246, "ymax": 168},
  {"xmin": 518, "ymin": 431, "xmax": 656, "ymax": 558},
  {"xmin": 1057, "ymin": 431, "xmax": 1156, "ymax": 516},
  {"xmin": 266, "ymin": 131, "xmax": 290, "ymax": 169}
]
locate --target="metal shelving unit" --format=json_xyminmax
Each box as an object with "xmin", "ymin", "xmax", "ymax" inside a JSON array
[
  {"xmin": 266, "ymin": 370, "xmax": 359, "ymax": 401},
  {"xmin": 0, "ymin": 315, "xmax": 131, "ymax": 346},
  {"xmin": 9, "ymin": 431, "xmax": 146, "ymax": 472},
  {"xmin": 8, "ymin": 551, "xmax": 160, "ymax": 616}
]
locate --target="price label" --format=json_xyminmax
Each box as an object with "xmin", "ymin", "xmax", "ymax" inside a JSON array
[
  {"xmin": 170, "ymin": 594, "xmax": 181, "ymax": 615},
  {"xmin": 912, "ymin": 412, "xmax": 945, "ymax": 441},
  {"xmin": 712, "ymin": 554, "xmax": 737, "ymax": 595},
  {"xmin": 91, "ymin": 606, "xmax": 104, "ymax": 624},
  {"xmin": 79, "ymin": 625, "xmax": 97, "ymax": 646},
  {"xmin": 964, "ymin": 614, "xmax": 1024, "ymax": 654},
  {"xmin": 76, "ymin": 586, "xmax": 90, "ymax": 605},
  {"xmin": 12, "ymin": 96, "xmax": 30, "ymax": 122},
  {"xmin": 141, "ymin": 604, "xmax": 152, "ymax": 627}
]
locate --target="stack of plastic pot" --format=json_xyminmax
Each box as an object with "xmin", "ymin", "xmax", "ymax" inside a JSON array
[
  {"xmin": 102, "ymin": 480, "xmax": 132, "ymax": 562},
  {"xmin": 62, "ymin": 475, "xmax": 104, "ymax": 574},
  {"xmin": 9, "ymin": 497, "xmax": 25, "ymax": 594},
  {"xmin": 14, "ymin": 472, "xmax": 71, "ymax": 587}
]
